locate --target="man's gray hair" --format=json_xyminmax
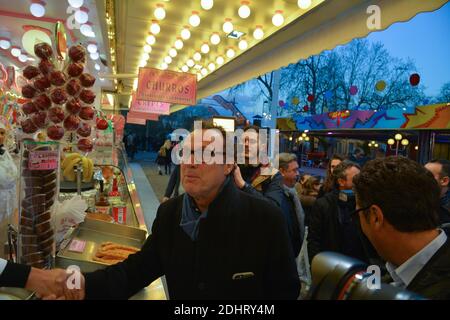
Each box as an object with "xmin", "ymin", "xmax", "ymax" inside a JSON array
[{"xmin": 277, "ymin": 153, "xmax": 298, "ymax": 170}]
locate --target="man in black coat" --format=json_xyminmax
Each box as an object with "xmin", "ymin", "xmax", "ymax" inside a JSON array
[
  {"xmin": 425, "ymin": 159, "xmax": 450, "ymax": 225},
  {"xmin": 354, "ymin": 156, "xmax": 450, "ymax": 299},
  {"xmin": 307, "ymin": 161, "xmax": 369, "ymax": 264},
  {"xmin": 62, "ymin": 122, "xmax": 300, "ymax": 300}
]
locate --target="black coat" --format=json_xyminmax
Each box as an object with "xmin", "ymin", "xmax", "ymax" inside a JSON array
[
  {"xmin": 0, "ymin": 261, "xmax": 30, "ymax": 288},
  {"xmin": 307, "ymin": 191, "xmax": 369, "ymax": 264},
  {"xmin": 85, "ymin": 180, "xmax": 300, "ymax": 300},
  {"xmin": 406, "ymin": 226, "xmax": 450, "ymax": 300}
]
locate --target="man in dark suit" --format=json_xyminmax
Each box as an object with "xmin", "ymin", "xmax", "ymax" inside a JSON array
[
  {"xmin": 425, "ymin": 159, "xmax": 450, "ymax": 225},
  {"xmin": 62, "ymin": 122, "xmax": 300, "ymax": 300},
  {"xmin": 354, "ymin": 156, "xmax": 450, "ymax": 299}
]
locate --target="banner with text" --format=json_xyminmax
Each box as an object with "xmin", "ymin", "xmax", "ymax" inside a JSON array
[{"xmin": 130, "ymin": 92, "xmax": 170, "ymax": 115}]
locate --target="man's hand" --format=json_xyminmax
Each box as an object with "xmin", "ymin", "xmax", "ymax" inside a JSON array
[
  {"xmin": 25, "ymin": 267, "xmax": 86, "ymax": 300},
  {"xmin": 233, "ymin": 165, "xmax": 246, "ymax": 189}
]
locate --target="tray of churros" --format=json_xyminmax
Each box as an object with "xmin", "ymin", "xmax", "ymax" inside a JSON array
[{"xmin": 55, "ymin": 218, "xmax": 147, "ymax": 272}]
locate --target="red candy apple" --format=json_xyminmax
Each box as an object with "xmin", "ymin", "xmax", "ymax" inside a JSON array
[
  {"xmin": 79, "ymin": 106, "xmax": 95, "ymax": 120},
  {"xmin": 96, "ymin": 118, "xmax": 108, "ymax": 130},
  {"xmin": 38, "ymin": 59, "xmax": 54, "ymax": 74},
  {"xmin": 22, "ymin": 102, "xmax": 38, "ymax": 115},
  {"xmin": 66, "ymin": 78, "xmax": 81, "ymax": 96},
  {"xmin": 49, "ymin": 71, "xmax": 66, "ymax": 86},
  {"xmin": 79, "ymin": 89, "xmax": 95, "ymax": 104},
  {"xmin": 23, "ymin": 66, "xmax": 40, "ymax": 80},
  {"xmin": 67, "ymin": 62, "xmax": 84, "ymax": 77},
  {"xmin": 48, "ymin": 106, "xmax": 65, "ymax": 123},
  {"xmin": 50, "ymin": 88, "xmax": 68, "ymax": 105},
  {"xmin": 34, "ymin": 93, "xmax": 52, "ymax": 110},
  {"xmin": 31, "ymin": 111, "xmax": 49, "ymax": 128},
  {"xmin": 34, "ymin": 43, "xmax": 53, "ymax": 60},
  {"xmin": 68, "ymin": 45, "xmax": 86, "ymax": 62},
  {"xmin": 33, "ymin": 76, "xmax": 51, "ymax": 92},
  {"xmin": 21, "ymin": 119, "xmax": 38, "ymax": 134},
  {"xmin": 66, "ymin": 98, "xmax": 82, "ymax": 114},
  {"xmin": 77, "ymin": 138, "xmax": 93, "ymax": 152},
  {"xmin": 77, "ymin": 122, "xmax": 91, "ymax": 137},
  {"xmin": 22, "ymin": 85, "xmax": 37, "ymax": 99},
  {"xmin": 63, "ymin": 114, "xmax": 80, "ymax": 131},
  {"xmin": 47, "ymin": 125, "xmax": 65, "ymax": 140},
  {"xmin": 79, "ymin": 73, "xmax": 96, "ymax": 87}
]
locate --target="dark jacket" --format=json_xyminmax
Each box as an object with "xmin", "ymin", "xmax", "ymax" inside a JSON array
[
  {"xmin": 164, "ymin": 164, "xmax": 181, "ymax": 198},
  {"xmin": 307, "ymin": 190, "xmax": 368, "ymax": 264},
  {"xmin": 439, "ymin": 191, "xmax": 450, "ymax": 225},
  {"xmin": 85, "ymin": 180, "xmax": 300, "ymax": 300},
  {"xmin": 0, "ymin": 261, "xmax": 30, "ymax": 288}
]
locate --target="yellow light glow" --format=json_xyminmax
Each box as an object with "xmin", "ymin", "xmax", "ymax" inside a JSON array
[
  {"xmin": 395, "ymin": 133, "xmax": 403, "ymax": 141},
  {"xmin": 388, "ymin": 139, "xmax": 395, "ymax": 145}
]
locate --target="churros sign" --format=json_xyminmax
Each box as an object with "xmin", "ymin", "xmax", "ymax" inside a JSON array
[{"xmin": 136, "ymin": 67, "xmax": 197, "ymax": 105}]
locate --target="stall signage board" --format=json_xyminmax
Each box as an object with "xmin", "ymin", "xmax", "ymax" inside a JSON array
[
  {"xmin": 126, "ymin": 115, "xmax": 146, "ymax": 125},
  {"xmin": 28, "ymin": 150, "xmax": 59, "ymax": 170},
  {"xmin": 136, "ymin": 67, "xmax": 196, "ymax": 105},
  {"xmin": 128, "ymin": 111, "xmax": 159, "ymax": 121},
  {"xmin": 130, "ymin": 93, "xmax": 170, "ymax": 115}
]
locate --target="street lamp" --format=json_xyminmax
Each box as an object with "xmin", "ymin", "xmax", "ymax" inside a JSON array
[
  {"xmin": 368, "ymin": 141, "xmax": 379, "ymax": 148},
  {"xmin": 388, "ymin": 133, "xmax": 409, "ymax": 156}
]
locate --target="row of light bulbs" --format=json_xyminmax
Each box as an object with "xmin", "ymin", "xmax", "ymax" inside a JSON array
[
  {"xmin": 138, "ymin": 0, "xmax": 313, "ymax": 77},
  {"xmin": 0, "ymin": 40, "xmax": 30, "ymax": 63}
]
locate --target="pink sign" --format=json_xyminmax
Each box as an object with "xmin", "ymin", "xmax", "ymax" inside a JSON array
[
  {"xmin": 136, "ymin": 67, "xmax": 197, "ymax": 105},
  {"xmin": 68, "ymin": 239, "xmax": 86, "ymax": 253},
  {"xmin": 126, "ymin": 115, "xmax": 146, "ymax": 125},
  {"xmin": 28, "ymin": 150, "xmax": 59, "ymax": 170},
  {"xmin": 131, "ymin": 93, "xmax": 170, "ymax": 115},
  {"xmin": 128, "ymin": 111, "xmax": 159, "ymax": 121}
]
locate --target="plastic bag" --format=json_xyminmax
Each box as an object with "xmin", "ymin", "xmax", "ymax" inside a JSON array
[{"xmin": 54, "ymin": 195, "xmax": 87, "ymax": 248}]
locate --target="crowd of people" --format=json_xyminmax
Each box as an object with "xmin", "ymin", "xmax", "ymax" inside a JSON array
[{"xmin": 1, "ymin": 122, "xmax": 449, "ymax": 300}]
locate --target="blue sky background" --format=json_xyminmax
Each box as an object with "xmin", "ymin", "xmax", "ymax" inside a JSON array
[{"xmin": 202, "ymin": 2, "xmax": 450, "ymax": 121}]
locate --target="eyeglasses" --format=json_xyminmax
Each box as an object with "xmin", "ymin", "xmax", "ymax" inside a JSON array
[{"xmin": 351, "ymin": 205, "xmax": 372, "ymax": 222}]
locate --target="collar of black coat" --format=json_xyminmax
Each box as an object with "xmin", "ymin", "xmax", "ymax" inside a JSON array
[
  {"xmin": 186, "ymin": 175, "xmax": 237, "ymax": 214},
  {"xmin": 406, "ymin": 226, "xmax": 450, "ymax": 299}
]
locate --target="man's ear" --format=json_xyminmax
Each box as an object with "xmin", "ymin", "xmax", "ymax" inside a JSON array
[{"xmin": 370, "ymin": 205, "xmax": 384, "ymax": 230}]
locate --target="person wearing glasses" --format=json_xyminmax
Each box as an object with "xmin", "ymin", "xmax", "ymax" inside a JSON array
[
  {"xmin": 353, "ymin": 156, "xmax": 450, "ymax": 299},
  {"xmin": 307, "ymin": 160, "xmax": 369, "ymax": 264},
  {"xmin": 56, "ymin": 121, "xmax": 300, "ymax": 300}
]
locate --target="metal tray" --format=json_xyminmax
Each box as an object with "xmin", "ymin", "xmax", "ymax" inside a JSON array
[
  {"xmin": 56, "ymin": 218, "xmax": 147, "ymax": 273},
  {"xmin": 0, "ymin": 287, "xmax": 35, "ymax": 300}
]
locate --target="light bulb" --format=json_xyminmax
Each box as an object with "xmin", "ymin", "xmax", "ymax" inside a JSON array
[
  {"xmin": 223, "ymin": 19, "xmax": 233, "ymax": 33},
  {"xmin": 95, "ymin": 63, "xmax": 100, "ymax": 71},
  {"xmin": 388, "ymin": 139, "xmax": 395, "ymax": 145},
  {"xmin": 415, "ymin": 146, "xmax": 419, "ymax": 150},
  {"xmin": 197, "ymin": 73, "xmax": 202, "ymax": 81},
  {"xmin": 146, "ymin": 34, "xmax": 156, "ymax": 45},
  {"xmin": 161, "ymin": 62, "xmax": 168, "ymax": 70},
  {"xmin": 298, "ymin": 0, "xmax": 312, "ymax": 9},
  {"xmin": 201, "ymin": 0, "xmax": 213, "ymax": 10},
  {"xmin": 238, "ymin": 3, "xmax": 251, "ymax": 19},
  {"xmin": 75, "ymin": 9, "xmax": 89, "ymax": 24},
  {"xmin": 175, "ymin": 38, "xmax": 184, "ymax": 49},
  {"xmin": 201, "ymin": 68, "xmax": 208, "ymax": 76},
  {"xmin": 68, "ymin": 0, "xmax": 83, "ymax": 8},
  {"xmin": 272, "ymin": 11, "xmax": 284, "ymax": 27},
  {"xmin": 169, "ymin": 48, "xmax": 177, "ymax": 57},
  {"xmin": 90, "ymin": 52, "xmax": 99, "ymax": 60},
  {"xmin": 139, "ymin": 60, "xmax": 147, "ymax": 68},
  {"xmin": 226, "ymin": 48, "xmax": 235, "ymax": 58},
  {"xmin": 11, "ymin": 47, "xmax": 21, "ymax": 57},
  {"xmin": 154, "ymin": 6, "xmax": 166, "ymax": 20},
  {"xmin": 181, "ymin": 27, "xmax": 191, "ymax": 40},
  {"xmin": 150, "ymin": 21, "xmax": 160, "ymax": 35},
  {"xmin": 401, "ymin": 139, "xmax": 409, "ymax": 146},
  {"xmin": 164, "ymin": 56, "xmax": 172, "ymax": 64},
  {"xmin": 181, "ymin": 65, "xmax": 189, "ymax": 72},
  {"xmin": 133, "ymin": 79, "xmax": 138, "ymax": 90},
  {"xmin": 187, "ymin": 59, "xmax": 194, "ymax": 67},
  {"xmin": 210, "ymin": 33, "xmax": 220, "ymax": 45},
  {"xmin": 253, "ymin": 26, "xmax": 264, "ymax": 40},
  {"xmin": 189, "ymin": 12, "xmax": 200, "ymax": 27},
  {"xmin": 87, "ymin": 43, "xmax": 97, "ymax": 53},
  {"xmin": 395, "ymin": 133, "xmax": 403, "ymax": 141},
  {"xmin": 193, "ymin": 52, "xmax": 202, "ymax": 61},
  {"xmin": 19, "ymin": 54, "xmax": 28, "ymax": 63},
  {"xmin": 208, "ymin": 63, "xmax": 215, "ymax": 71},
  {"xmin": 142, "ymin": 53, "xmax": 150, "ymax": 61},
  {"xmin": 30, "ymin": 3, "xmax": 46, "ymax": 18},
  {"xmin": 201, "ymin": 43, "xmax": 210, "ymax": 54},
  {"xmin": 80, "ymin": 24, "xmax": 94, "ymax": 37},
  {"xmin": 144, "ymin": 45, "xmax": 152, "ymax": 53},
  {"xmin": 238, "ymin": 39, "xmax": 248, "ymax": 50},
  {"xmin": 0, "ymin": 39, "xmax": 11, "ymax": 50},
  {"xmin": 216, "ymin": 56, "xmax": 224, "ymax": 65}
]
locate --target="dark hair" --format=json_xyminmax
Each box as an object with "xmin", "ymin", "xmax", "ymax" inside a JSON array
[
  {"xmin": 428, "ymin": 159, "xmax": 450, "ymax": 179},
  {"xmin": 332, "ymin": 160, "xmax": 360, "ymax": 187},
  {"xmin": 353, "ymin": 156, "xmax": 440, "ymax": 232},
  {"xmin": 323, "ymin": 154, "xmax": 345, "ymax": 193}
]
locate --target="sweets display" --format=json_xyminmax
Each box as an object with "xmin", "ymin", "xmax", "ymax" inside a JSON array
[{"xmin": 18, "ymin": 141, "xmax": 60, "ymax": 269}]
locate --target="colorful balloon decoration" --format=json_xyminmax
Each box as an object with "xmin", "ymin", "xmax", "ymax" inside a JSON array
[
  {"xmin": 375, "ymin": 80, "xmax": 386, "ymax": 92},
  {"xmin": 307, "ymin": 94, "xmax": 314, "ymax": 103},
  {"xmin": 349, "ymin": 85, "xmax": 358, "ymax": 96},
  {"xmin": 410, "ymin": 73, "xmax": 420, "ymax": 86},
  {"xmin": 291, "ymin": 97, "xmax": 299, "ymax": 105},
  {"xmin": 303, "ymin": 105, "xmax": 309, "ymax": 112},
  {"xmin": 324, "ymin": 90, "xmax": 333, "ymax": 101},
  {"xmin": 278, "ymin": 100, "xmax": 285, "ymax": 107}
]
